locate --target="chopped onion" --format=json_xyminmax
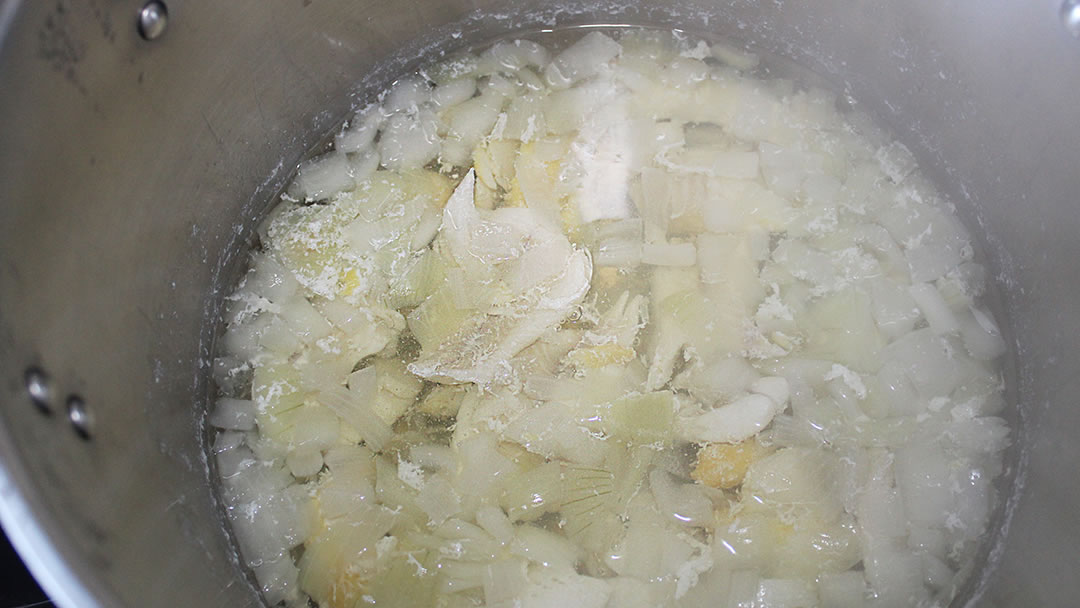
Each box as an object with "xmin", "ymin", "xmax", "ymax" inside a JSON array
[
  {"xmin": 711, "ymin": 41, "xmax": 760, "ymax": 70},
  {"xmin": 908, "ymin": 282, "xmax": 959, "ymax": 335},
  {"xmin": 755, "ymin": 578, "xmax": 817, "ymax": 608},
  {"xmin": 867, "ymin": 276, "xmax": 921, "ymax": 339},
  {"xmin": 543, "ymin": 32, "xmax": 621, "ymax": 88},
  {"xmin": 336, "ymin": 104, "xmax": 382, "ymax": 153},
  {"xmin": 285, "ymin": 448, "xmax": 323, "ymax": 478},
  {"xmin": 316, "ymin": 385, "xmax": 393, "ymax": 451},
  {"xmin": 642, "ymin": 241, "xmax": 696, "ymax": 266},
  {"xmin": 648, "ymin": 469, "xmax": 713, "ymax": 527},
  {"xmin": 894, "ymin": 441, "xmax": 953, "ymax": 527},
  {"xmin": 214, "ymin": 29, "xmax": 1009, "ymax": 608},
  {"xmin": 445, "ymin": 95, "xmax": 502, "ymax": 147},
  {"xmin": 209, "ymin": 397, "xmax": 256, "ymax": 431},
  {"xmin": 383, "ymin": 75, "xmax": 433, "ymax": 114},
  {"xmin": 957, "ymin": 305, "xmax": 1007, "ymax": 360},
  {"xmin": 415, "ymin": 474, "xmax": 462, "ymax": 525},
  {"xmin": 875, "ymin": 141, "xmax": 917, "ymax": 184},
  {"xmin": 482, "ymin": 559, "xmax": 529, "ymax": 607},
  {"xmin": 289, "ymin": 152, "xmax": 353, "ymax": 202},
  {"xmin": 475, "ymin": 505, "xmax": 515, "ymax": 545},
  {"xmin": 379, "ymin": 108, "xmax": 441, "ymax": 170},
  {"xmin": 431, "ymin": 76, "xmax": 477, "ymax": 108},
  {"xmin": 724, "ymin": 570, "xmax": 761, "ymax": 608},
  {"xmin": 251, "ymin": 556, "xmax": 300, "ymax": 606},
  {"xmin": 816, "ymin": 571, "xmax": 866, "ymax": 608},
  {"xmin": 511, "ymin": 524, "xmax": 583, "ymax": 569}
]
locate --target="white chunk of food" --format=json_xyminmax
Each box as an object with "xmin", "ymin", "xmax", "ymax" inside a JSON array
[{"xmin": 409, "ymin": 170, "xmax": 592, "ymax": 385}]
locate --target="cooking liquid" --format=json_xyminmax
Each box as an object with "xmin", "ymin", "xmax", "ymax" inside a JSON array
[{"xmin": 209, "ymin": 27, "xmax": 1011, "ymax": 608}]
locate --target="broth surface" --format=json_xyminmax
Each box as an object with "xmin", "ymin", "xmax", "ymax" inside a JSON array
[{"xmin": 210, "ymin": 28, "xmax": 1010, "ymax": 608}]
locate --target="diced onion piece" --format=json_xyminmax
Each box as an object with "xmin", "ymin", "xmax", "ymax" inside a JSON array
[
  {"xmin": 642, "ymin": 241, "xmax": 696, "ymax": 266},
  {"xmin": 698, "ymin": 233, "xmax": 763, "ymax": 315},
  {"xmin": 512, "ymin": 524, "xmax": 584, "ymax": 569},
  {"xmin": 755, "ymin": 579, "xmax": 817, "ymax": 608},
  {"xmin": 750, "ymin": 376, "xmax": 790, "ymax": 406},
  {"xmin": 573, "ymin": 119, "xmax": 635, "ymax": 223},
  {"xmin": 216, "ymin": 443, "xmax": 256, "ymax": 480},
  {"xmin": 522, "ymin": 374, "xmax": 584, "ymax": 401},
  {"xmin": 677, "ymin": 393, "xmax": 779, "ymax": 443},
  {"xmin": 445, "ymin": 95, "xmax": 503, "ymax": 147},
  {"xmin": 816, "ymin": 572, "xmax": 866, "ymax": 608},
  {"xmin": 285, "ymin": 448, "xmax": 323, "ymax": 478},
  {"xmin": 455, "ymin": 432, "xmax": 517, "ymax": 499},
  {"xmin": 502, "ymin": 402, "xmax": 607, "ymax": 466},
  {"xmin": 881, "ymin": 328, "xmax": 963, "ymax": 399},
  {"xmin": 908, "ymin": 282, "xmax": 959, "ymax": 335},
  {"xmin": 863, "ymin": 544, "xmax": 926, "ymax": 605},
  {"xmin": 475, "ymin": 505, "xmax": 516, "ymax": 545},
  {"xmin": 544, "ymin": 79, "xmax": 618, "ymax": 134},
  {"xmin": 209, "ymin": 397, "xmax": 256, "ymax": 431},
  {"xmin": 868, "ymin": 276, "xmax": 921, "ymax": 339},
  {"xmin": 483, "ymin": 40, "xmax": 551, "ymax": 72},
  {"xmin": 258, "ymin": 316, "xmax": 301, "ymax": 357},
  {"xmin": 758, "ymin": 143, "xmax": 824, "ymax": 199},
  {"xmin": 379, "ymin": 109, "xmax": 441, "ymax": 170},
  {"xmin": 594, "ymin": 238, "xmax": 643, "ymax": 268},
  {"xmin": 663, "ymin": 147, "xmax": 760, "ymax": 180},
  {"xmin": 875, "ymin": 141, "xmax": 917, "ymax": 183},
  {"xmin": 894, "ymin": 441, "xmax": 953, "ymax": 527},
  {"xmin": 710, "ymin": 41, "xmax": 760, "ymax": 70},
  {"xmin": 543, "ymin": 32, "xmax": 622, "ymax": 88},
  {"xmin": 336, "ymin": 104, "xmax": 382, "ymax": 153},
  {"xmin": 517, "ymin": 566, "xmax": 612, "ymax": 608},
  {"xmin": 499, "ymin": 461, "xmax": 564, "ymax": 522},
  {"xmin": 704, "ymin": 178, "xmax": 789, "ymax": 233},
  {"xmin": 692, "ymin": 438, "xmax": 762, "ymax": 489},
  {"xmin": 383, "ymin": 75, "xmax": 432, "ymax": 114},
  {"xmin": 252, "ymin": 556, "xmax": 300, "ymax": 606},
  {"xmin": 212, "ymin": 430, "xmax": 245, "ymax": 455},
  {"xmin": 431, "ymin": 76, "xmax": 477, "ymax": 108},
  {"xmin": 408, "ymin": 444, "xmax": 457, "ymax": 473},
  {"xmin": 502, "ymin": 93, "xmax": 547, "ymax": 142},
  {"xmin": 289, "ymin": 152, "xmax": 353, "ymax": 202},
  {"xmin": 957, "ymin": 305, "xmax": 1007, "ymax": 360},
  {"xmin": 415, "ymin": 474, "xmax": 462, "ymax": 524},
  {"xmin": 648, "ymin": 469, "xmax": 713, "ymax": 527},
  {"xmin": 483, "ymin": 559, "xmax": 529, "ymax": 607},
  {"xmin": 856, "ymin": 477, "xmax": 908, "ymax": 539},
  {"xmin": 586, "ymin": 391, "xmax": 675, "ymax": 445},
  {"xmin": 347, "ymin": 148, "xmax": 380, "ymax": 185},
  {"xmin": 346, "ymin": 362, "xmax": 376, "ymax": 392},
  {"xmin": 725, "ymin": 570, "xmax": 762, "ymax": 608},
  {"xmin": 317, "ymin": 468, "xmax": 375, "ymax": 519},
  {"xmin": 316, "ymin": 385, "xmax": 393, "ymax": 451}
]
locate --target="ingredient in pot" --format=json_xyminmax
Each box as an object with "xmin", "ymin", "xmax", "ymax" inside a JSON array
[{"xmin": 210, "ymin": 29, "xmax": 1011, "ymax": 608}]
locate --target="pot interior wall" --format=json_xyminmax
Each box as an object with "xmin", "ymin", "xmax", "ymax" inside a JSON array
[{"xmin": 0, "ymin": 1, "xmax": 1077, "ymax": 606}]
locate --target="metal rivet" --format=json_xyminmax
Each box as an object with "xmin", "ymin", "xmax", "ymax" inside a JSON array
[
  {"xmin": 137, "ymin": 1, "xmax": 168, "ymax": 41},
  {"xmin": 67, "ymin": 396, "xmax": 91, "ymax": 440},
  {"xmin": 1063, "ymin": 0, "xmax": 1080, "ymax": 38},
  {"xmin": 24, "ymin": 368, "xmax": 52, "ymax": 413}
]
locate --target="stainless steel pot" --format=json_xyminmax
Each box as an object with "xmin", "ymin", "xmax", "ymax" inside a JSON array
[{"xmin": 0, "ymin": 1, "xmax": 1077, "ymax": 606}]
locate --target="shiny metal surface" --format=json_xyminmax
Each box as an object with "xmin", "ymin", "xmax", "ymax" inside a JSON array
[
  {"xmin": 24, "ymin": 368, "xmax": 53, "ymax": 413},
  {"xmin": 65, "ymin": 396, "xmax": 91, "ymax": 441},
  {"xmin": 0, "ymin": 1, "xmax": 1077, "ymax": 607},
  {"xmin": 137, "ymin": 1, "xmax": 168, "ymax": 42},
  {"xmin": 1062, "ymin": 0, "xmax": 1080, "ymax": 37}
]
